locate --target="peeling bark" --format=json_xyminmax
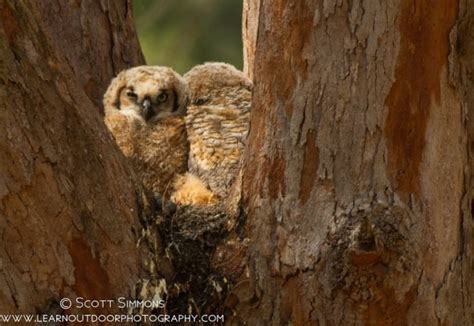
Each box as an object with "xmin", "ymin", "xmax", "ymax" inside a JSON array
[
  {"xmin": 230, "ymin": 1, "xmax": 472, "ymax": 325},
  {"xmin": 242, "ymin": 0, "xmax": 260, "ymax": 79},
  {"xmin": 0, "ymin": 0, "xmax": 146, "ymax": 316}
]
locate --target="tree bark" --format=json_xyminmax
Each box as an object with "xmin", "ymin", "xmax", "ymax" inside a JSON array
[
  {"xmin": 0, "ymin": 0, "xmax": 146, "ymax": 316},
  {"xmin": 232, "ymin": 0, "xmax": 472, "ymax": 324},
  {"xmin": 242, "ymin": 0, "xmax": 259, "ymax": 80},
  {"xmin": 33, "ymin": 0, "xmax": 144, "ymax": 110}
]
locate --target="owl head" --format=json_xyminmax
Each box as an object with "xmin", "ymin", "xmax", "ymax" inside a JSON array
[
  {"xmin": 104, "ymin": 66, "xmax": 189, "ymax": 122},
  {"xmin": 183, "ymin": 62, "xmax": 253, "ymax": 105}
]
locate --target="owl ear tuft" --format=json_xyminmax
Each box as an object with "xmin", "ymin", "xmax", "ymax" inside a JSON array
[{"xmin": 103, "ymin": 70, "xmax": 128, "ymax": 114}]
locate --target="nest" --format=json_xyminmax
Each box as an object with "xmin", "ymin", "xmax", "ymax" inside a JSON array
[{"xmin": 135, "ymin": 197, "xmax": 233, "ymax": 321}]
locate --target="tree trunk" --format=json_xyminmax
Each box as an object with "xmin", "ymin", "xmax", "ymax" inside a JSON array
[
  {"xmin": 34, "ymin": 0, "xmax": 145, "ymax": 110},
  {"xmin": 232, "ymin": 0, "xmax": 472, "ymax": 324},
  {"xmin": 242, "ymin": 0, "xmax": 259, "ymax": 80},
  {"xmin": 0, "ymin": 0, "xmax": 146, "ymax": 316}
]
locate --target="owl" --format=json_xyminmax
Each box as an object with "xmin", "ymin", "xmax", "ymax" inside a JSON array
[
  {"xmin": 174, "ymin": 62, "xmax": 252, "ymax": 202},
  {"xmin": 103, "ymin": 66, "xmax": 190, "ymax": 198}
]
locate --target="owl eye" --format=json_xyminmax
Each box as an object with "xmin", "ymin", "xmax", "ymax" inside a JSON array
[
  {"xmin": 157, "ymin": 92, "xmax": 168, "ymax": 103},
  {"xmin": 195, "ymin": 98, "xmax": 208, "ymax": 105},
  {"xmin": 126, "ymin": 90, "xmax": 137, "ymax": 99}
]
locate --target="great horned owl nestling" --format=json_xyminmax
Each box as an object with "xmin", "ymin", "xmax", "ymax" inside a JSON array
[
  {"xmin": 177, "ymin": 62, "xmax": 252, "ymax": 201},
  {"xmin": 103, "ymin": 66, "xmax": 190, "ymax": 198}
]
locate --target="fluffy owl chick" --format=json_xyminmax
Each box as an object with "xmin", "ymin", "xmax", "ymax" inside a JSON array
[
  {"xmin": 103, "ymin": 66, "xmax": 189, "ymax": 198},
  {"xmin": 171, "ymin": 173, "xmax": 218, "ymax": 206},
  {"xmin": 178, "ymin": 62, "xmax": 252, "ymax": 202}
]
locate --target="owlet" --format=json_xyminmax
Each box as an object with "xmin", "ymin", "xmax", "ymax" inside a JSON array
[{"xmin": 103, "ymin": 66, "xmax": 189, "ymax": 198}]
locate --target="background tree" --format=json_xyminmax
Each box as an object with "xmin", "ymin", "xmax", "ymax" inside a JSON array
[
  {"xmin": 0, "ymin": 0, "xmax": 146, "ymax": 315},
  {"xmin": 133, "ymin": 0, "xmax": 243, "ymax": 74},
  {"xmin": 227, "ymin": 0, "xmax": 474, "ymax": 324}
]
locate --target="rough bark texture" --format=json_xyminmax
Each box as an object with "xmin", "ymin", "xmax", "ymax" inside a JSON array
[
  {"xmin": 242, "ymin": 0, "xmax": 260, "ymax": 80},
  {"xmin": 230, "ymin": 0, "xmax": 472, "ymax": 324},
  {"xmin": 0, "ymin": 0, "xmax": 146, "ymax": 316},
  {"xmin": 35, "ymin": 0, "xmax": 144, "ymax": 110}
]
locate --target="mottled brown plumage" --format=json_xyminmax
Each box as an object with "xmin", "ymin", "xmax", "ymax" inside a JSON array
[
  {"xmin": 103, "ymin": 66, "xmax": 189, "ymax": 198},
  {"xmin": 183, "ymin": 62, "xmax": 252, "ymax": 199}
]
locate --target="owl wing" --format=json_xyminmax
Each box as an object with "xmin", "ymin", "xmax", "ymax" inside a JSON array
[{"xmin": 186, "ymin": 97, "xmax": 250, "ymax": 198}]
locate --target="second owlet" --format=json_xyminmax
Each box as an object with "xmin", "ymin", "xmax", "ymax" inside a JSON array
[
  {"xmin": 103, "ymin": 66, "xmax": 189, "ymax": 198},
  {"xmin": 181, "ymin": 62, "xmax": 253, "ymax": 200}
]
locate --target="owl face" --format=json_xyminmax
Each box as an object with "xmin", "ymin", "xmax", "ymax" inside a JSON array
[
  {"xmin": 104, "ymin": 66, "xmax": 189, "ymax": 124},
  {"xmin": 118, "ymin": 82, "xmax": 178, "ymax": 122}
]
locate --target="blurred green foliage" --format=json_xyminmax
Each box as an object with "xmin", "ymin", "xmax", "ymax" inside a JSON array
[{"xmin": 132, "ymin": 0, "xmax": 243, "ymax": 74}]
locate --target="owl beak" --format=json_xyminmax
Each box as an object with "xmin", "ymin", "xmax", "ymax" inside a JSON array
[{"xmin": 141, "ymin": 98, "xmax": 153, "ymax": 121}]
